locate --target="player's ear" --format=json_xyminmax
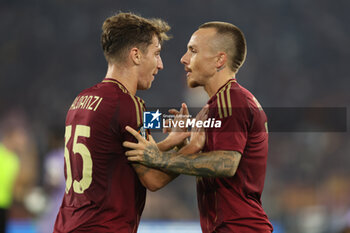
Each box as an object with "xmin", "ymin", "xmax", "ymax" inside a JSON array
[
  {"xmin": 216, "ymin": 52, "xmax": 227, "ymax": 70},
  {"xmin": 130, "ymin": 47, "xmax": 141, "ymax": 65}
]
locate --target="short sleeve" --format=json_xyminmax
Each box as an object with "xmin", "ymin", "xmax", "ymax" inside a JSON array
[
  {"xmin": 211, "ymin": 107, "xmax": 250, "ymax": 154},
  {"xmin": 209, "ymin": 86, "xmax": 252, "ymax": 154},
  {"xmin": 111, "ymin": 94, "xmax": 146, "ymax": 144}
]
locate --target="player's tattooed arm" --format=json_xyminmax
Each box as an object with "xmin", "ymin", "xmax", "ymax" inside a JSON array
[
  {"xmin": 133, "ymin": 143, "xmax": 241, "ymax": 177},
  {"xmin": 124, "ymin": 129, "xmax": 241, "ymax": 177},
  {"xmin": 131, "ymin": 163, "xmax": 178, "ymax": 191},
  {"xmin": 131, "ymin": 164, "xmax": 151, "ymax": 177}
]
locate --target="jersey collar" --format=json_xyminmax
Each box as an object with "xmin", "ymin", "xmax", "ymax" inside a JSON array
[
  {"xmin": 207, "ymin": 78, "xmax": 236, "ymax": 104},
  {"xmin": 102, "ymin": 78, "xmax": 129, "ymax": 94}
]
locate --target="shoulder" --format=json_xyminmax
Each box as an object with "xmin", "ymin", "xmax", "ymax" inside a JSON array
[
  {"xmin": 210, "ymin": 81, "xmax": 265, "ymax": 119},
  {"xmin": 99, "ymin": 81, "xmax": 145, "ymax": 109},
  {"xmin": 227, "ymin": 82, "xmax": 252, "ymax": 106},
  {"xmin": 226, "ymin": 82, "xmax": 264, "ymax": 110},
  {"xmin": 98, "ymin": 80, "xmax": 146, "ymax": 126},
  {"xmin": 234, "ymin": 83, "xmax": 263, "ymax": 109},
  {"xmin": 115, "ymin": 92, "xmax": 146, "ymax": 128},
  {"xmin": 211, "ymin": 81, "xmax": 249, "ymax": 119}
]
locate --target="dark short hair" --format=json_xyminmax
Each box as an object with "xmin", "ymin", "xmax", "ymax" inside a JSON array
[
  {"xmin": 101, "ymin": 12, "xmax": 171, "ymax": 63},
  {"xmin": 199, "ymin": 22, "xmax": 247, "ymax": 73}
]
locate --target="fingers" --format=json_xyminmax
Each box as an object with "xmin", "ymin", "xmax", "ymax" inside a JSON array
[
  {"xmin": 201, "ymin": 104, "xmax": 209, "ymax": 116},
  {"xmin": 166, "ymin": 105, "xmax": 190, "ymax": 133},
  {"xmin": 149, "ymin": 135, "xmax": 156, "ymax": 144},
  {"xmin": 190, "ymin": 105, "xmax": 209, "ymax": 134},
  {"xmin": 122, "ymin": 141, "xmax": 144, "ymax": 150},
  {"xmin": 163, "ymin": 119, "xmax": 172, "ymax": 133},
  {"xmin": 181, "ymin": 103, "xmax": 189, "ymax": 116},
  {"xmin": 125, "ymin": 126, "xmax": 146, "ymax": 142},
  {"xmin": 169, "ymin": 103, "xmax": 189, "ymax": 117},
  {"xmin": 168, "ymin": 109, "xmax": 179, "ymax": 115},
  {"xmin": 127, "ymin": 156, "xmax": 142, "ymax": 162},
  {"xmin": 196, "ymin": 104, "xmax": 209, "ymax": 121},
  {"xmin": 125, "ymin": 149, "xmax": 144, "ymax": 156},
  {"xmin": 201, "ymin": 104, "xmax": 209, "ymax": 114},
  {"xmin": 182, "ymin": 131, "xmax": 191, "ymax": 138},
  {"xmin": 179, "ymin": 106, "xmax": 184, "ymax": 115}
]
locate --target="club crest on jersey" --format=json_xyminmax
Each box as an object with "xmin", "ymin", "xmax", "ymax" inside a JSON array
[{"xmin": 143, "ymin": 109, "xmax": 161, "ymax": 129}]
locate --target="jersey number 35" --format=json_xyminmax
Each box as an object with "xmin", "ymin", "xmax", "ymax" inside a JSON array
[{"xmin": 64, "ymin": 125, "xmax": 93, "ymax": 194}]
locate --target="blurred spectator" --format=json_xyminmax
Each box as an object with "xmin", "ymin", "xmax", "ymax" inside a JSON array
[
  {"xmin": 339, "ymin": 227, "xmax": 350, "ymax": 233},
  {"xmin": 0, "ymin": 111, "xmax": 39, "ymax": 226},
  {"xmin": 0, "ymin": 116, "xmax": 23, "ymax": 232},
  {"xmin": 36, "ymin": 126, "xmax": 65, "ymax": 233}
]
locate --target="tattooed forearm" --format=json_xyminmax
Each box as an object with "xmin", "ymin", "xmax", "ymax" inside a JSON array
[
  {"xmin": 163, "ymin": 151, "xmax": 241, "ymax": 177},
  {"xmin": 132, "ymin": 163, "xmax": 151, "ymax": 177},
  {"xmin": 141, "ymin": 145, "xmax": 241, "ymax": 177}
]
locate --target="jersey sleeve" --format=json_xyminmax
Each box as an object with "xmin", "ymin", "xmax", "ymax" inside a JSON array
[
  {"xmin": 210, "ymin": 89, "xmax": 251, "ymax": 154},
  {"xmin": 111, "ymin": 94, "xmax": 146, "ymax": 144}
]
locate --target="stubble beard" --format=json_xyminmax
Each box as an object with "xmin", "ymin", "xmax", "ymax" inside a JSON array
[{"xmin": 187, "ymin": 77, "xmax": 201, "ymax": 88}]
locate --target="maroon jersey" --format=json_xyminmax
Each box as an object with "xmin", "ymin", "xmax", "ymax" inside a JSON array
[
  {"xmin": 197, "ymin": 79, "xmax": 273, "ymax": 233},
  {"xmin": 54, "ymin": 78, "xmax": 147, "ymax": 233}
]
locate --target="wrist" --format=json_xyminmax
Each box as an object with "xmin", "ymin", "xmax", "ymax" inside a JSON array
[
  {"xmin": 190, "ymin": 143, "xmax": 202, "ymax": 153},
  {"xmin": 157, "ymin": 139, "xmax": 172, "ymax": 152},
  {"xmin": 154, "ymin": 151, "xmax": 172, "ymax": 169},
  {"xmin": 176, "ymin": 138, "xmax": 189, "ymax": 150},
  {"xmin": 179, "ymin": 141, "xmax": 202, "ymax": 154}
]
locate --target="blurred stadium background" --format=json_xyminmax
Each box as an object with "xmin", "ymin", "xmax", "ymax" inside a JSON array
[{"xmin": 0, "ymin": 0, "xmax": 349, "ymax": 232}]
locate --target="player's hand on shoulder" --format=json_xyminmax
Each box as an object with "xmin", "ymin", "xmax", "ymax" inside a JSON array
[{"xmin": 123, "ymin": 126, "xmax": 161, "ymax": 167}]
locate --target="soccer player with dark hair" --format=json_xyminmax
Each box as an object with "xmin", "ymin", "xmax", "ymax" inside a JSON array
[
  {"xmin": 124, "ymin": 21, "xmax": 273, "ymax": 233},
  {"xmin": 53, "ymin": 12, "xmax": 189, "ymax": 233}
]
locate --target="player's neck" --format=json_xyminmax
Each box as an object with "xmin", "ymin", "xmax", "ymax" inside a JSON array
[
  {"xmin": 204, "ymin": 69, "xmax": 236, "ymax": 97},
  {"xmin": 105, "ymin": 63, "xmax": 138, "ymax": 95}
]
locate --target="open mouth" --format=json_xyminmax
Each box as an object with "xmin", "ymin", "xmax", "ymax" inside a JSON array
[{"xmin": 185, "ymin": 67, "xmax": 192, "ymax": 77}]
